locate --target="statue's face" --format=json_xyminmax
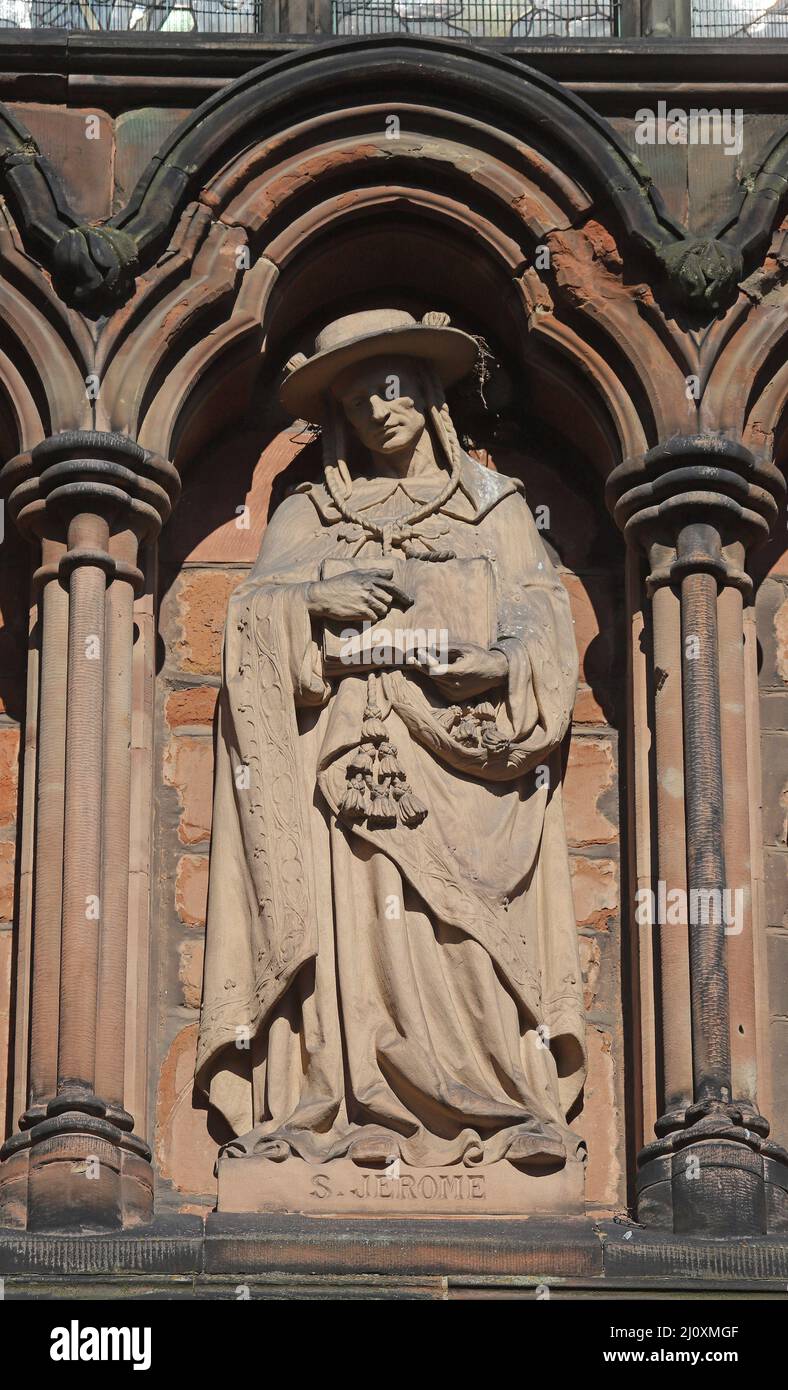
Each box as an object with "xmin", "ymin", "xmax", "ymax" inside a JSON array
[{"xmin": 331, "ymin": 357, "xmax": 426, "ymax": 458}]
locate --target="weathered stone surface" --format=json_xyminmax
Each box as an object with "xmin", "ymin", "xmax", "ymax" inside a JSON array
[
  {"xmin": 756, "ymin": 578, "xmax": 788, "ymax": 688},
  {"xmin": 203, "ymin": 1213, "xmax": 604, "ymax": 1278},
  {"xmin": 761, "ymin": 691, "xmax": 788, "ymax": 732},
  {"xmin": 168, "ymin": 570, "xmax": 244, "ymax": 677},
  {"xmin": 175, "ymin": 854, "xmax": 209, "ymax": 928},
  {"xmin": 562, "ymin": 572, "xmax": 621, "ymax": 723},
  {"xmin": 163, "ymin": 738, "xmax": 213, "ymax": 845},
  {"xmin": 573, "ymin": 1026, "xmax": 622, "ymax": 1210},
  {"xmin": 765, "ymin": 850, "xmax": 788, "ymax": 928},
  {"xmin": 0, "ymin": 841, "xmax": 14, "ymax": 922},
  {"xmin": 570, "ymin": 855, "xmax": 618, "ymax": 930},
  {"xmin": 563, "ymin": 737, "xmax": 617, "ymax": 846},
  {"xmin": 573, "ymin": 685, "xmax": 607, "ymax": 725},
  {"xmin": 0, "ymin": 550, "xmax": 27, "ymax": 723},
  {"xmin": 770, "ymin": 1016, "xmax": 788, "ymax": 1151},
  {"xmin": 114, "ymin": 107, "xmax": 190, "ymax": 212},
  {"xmin": 761, "ymin": 733, "xmax": 788, "ymax": 847},
  {"xmin": 579, "ymin": 933, "xmax": 602, "ymax": 1012},
  {"xmin": 0, "ymin": 926, "xmax": 11, "ymax": 1135},
  {"xmin": 10, "ymin": 103, "xmax": 114, "ymax": 222},
  {"xmin": 178, "ymin": 938, "xmax": 204, "ymax": 1011},
  {"xmin": 156, "ymin": 1024, "xmax": 221, "ymax": 1198},
  {"xmin": 161, "ymin": 429, "xmax": 306, "ymax": 567},
  {"xmin": 598, "ymin": 1221, "xmax": 788, "ymax": 1283},
  {"xmin": 165, "ymin": 686, "xmax": 218, "ymax": 731},
  {"xmin": 767, "ymin": 932, "xmax": 788, "ymax": 1026},
  {"xmin": 777, "ymin": 592, "xmax": 788, "ymax": 684},
  {"xmin": 0, "ymin": 727, "xmax": 19, "ymax": 829}
]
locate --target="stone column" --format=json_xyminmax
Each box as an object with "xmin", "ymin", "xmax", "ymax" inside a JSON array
[
  {"xmin": 610, "ymin": 434, "xmax": 788, "ymax": 1235},
  {"xmin": 0, "ymin": 432, "xmax": 178, "ymax": 1231}
]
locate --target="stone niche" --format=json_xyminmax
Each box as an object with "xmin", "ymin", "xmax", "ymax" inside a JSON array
[{"xmin": 152, "ymin": 233, "xmax": 628, "ymax": 1223}]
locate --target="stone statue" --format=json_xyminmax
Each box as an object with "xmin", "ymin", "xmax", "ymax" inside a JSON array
[{"xmin": 196, "ymin": 309, "xmax": 586, "ymax": 1199}]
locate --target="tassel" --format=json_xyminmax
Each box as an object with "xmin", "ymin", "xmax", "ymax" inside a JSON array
[
  {"xmin": 481, "ymin": 723, "xmax": 510, "ymax": 755},
  {"xmin": 362, "ymin": 672, "xmax": 388, "ymax": 743},
  {"xmin": 475, "ymin": 701, "xmax": 497, "ymax": 722},
  {"xmin": 362, "ymin": 712, "xmax": 388, "ymax": 742},
  {"xmin": 339, "ymin": 775, "xmax": 369, "ymax": 820},
  {"xmin": 436, "ymin": 705, "xmax": 462, "ymax": 731},
  {"xmin": 377, "ymin": 741, "xmax": 404, "ymax": 778},
  {"xmin": 368, "ymin": 789, "xmax": 397, "ymax": 825},
  {"xmin": 456, "ymin": 717, "xmax": 480, "ymax": 745},
  {"xmin": 396, "ymin": 786, "xmax": 428, "ymax": 827},
  {"xmin": 348, "ymin": 743, "xmax": 375, "ymax": 776},
  {"xmin": 342, "ymin": 676, "xmax": 427, "ymax": 830}
]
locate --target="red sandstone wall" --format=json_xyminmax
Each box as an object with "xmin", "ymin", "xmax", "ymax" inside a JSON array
[
  {"xmin": 0, "ymin": 520, "xmax": 27, "ymax": 1138},
  {"xmin": 755, "ymin": 498, "xmax": 788, "ymax": 1149}
]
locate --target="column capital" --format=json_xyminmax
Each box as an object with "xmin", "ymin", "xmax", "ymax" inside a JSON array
[
  {"xmin": 1, "ymin": 430, "xmax": 180, "ymax": 586},
  {"xmin": 607, "ymin": 434, "xmax": 786, "ymax": 593}
]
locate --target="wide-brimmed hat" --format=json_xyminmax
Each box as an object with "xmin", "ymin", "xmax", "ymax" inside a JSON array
[{"xmin": 279, "ymin": 308, "xmax": 478, "ymax": 423}]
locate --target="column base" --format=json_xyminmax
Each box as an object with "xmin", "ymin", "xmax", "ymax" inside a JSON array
[
  {"xmin": 636, "ymin": 1106, "xmax": 788, "ymax": 1234},
  {"xmin": 0, "ymin": 1111, "xmax": 153, "ymax": 1233}
]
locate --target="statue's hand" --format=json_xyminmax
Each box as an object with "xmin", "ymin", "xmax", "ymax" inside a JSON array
[
  {"xmin": 410, "ymin": 641, "xmax": 508, "ymax": 700},
  {"xmin": 306, "ymin": 568, "xmax": 408, "ymax": 621}
]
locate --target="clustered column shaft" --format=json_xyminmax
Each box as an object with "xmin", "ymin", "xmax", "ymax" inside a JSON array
[
  {"xmin": 0, "ymin": 432, "xmax": 178, "ymax": 1232},
  {"xmin": 610, "ymin": 434, "xmax": 788, "ymax": 1234}
]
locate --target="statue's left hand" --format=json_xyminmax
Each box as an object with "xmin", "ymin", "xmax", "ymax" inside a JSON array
[{"xmin": 409, "ymin": 641, "xmax": 508, "ymax": 700}]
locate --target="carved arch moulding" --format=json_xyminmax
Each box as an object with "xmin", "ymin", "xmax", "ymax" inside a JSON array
[{"xmin": 0, "ymin": 37, "xmax": 786, "ymax": 1238}]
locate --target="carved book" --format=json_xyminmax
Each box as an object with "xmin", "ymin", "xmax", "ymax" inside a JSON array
[{"xmin": 320, "ymin": 555, "xmax": 496, "ymax": 673}]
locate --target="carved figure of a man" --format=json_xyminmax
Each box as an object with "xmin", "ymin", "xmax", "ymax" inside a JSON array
[{"xmin": 196, "ymin": 309, "xmax": 585, "ymax": 1170}]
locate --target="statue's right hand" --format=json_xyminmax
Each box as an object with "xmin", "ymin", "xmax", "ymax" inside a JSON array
[{"xmin": 306, "ymin": 568, "xmax": 405, "ymax": 621}]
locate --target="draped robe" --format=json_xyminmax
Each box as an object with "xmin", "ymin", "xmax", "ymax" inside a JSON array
[{"xmin": 196, "ymin": 453, "xmax": 586, "ymax": 1167}]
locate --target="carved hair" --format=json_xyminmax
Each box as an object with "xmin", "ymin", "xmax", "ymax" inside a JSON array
[{"xmin": 321, "ymin": 360, "xmax": 462, "ymax": 557}]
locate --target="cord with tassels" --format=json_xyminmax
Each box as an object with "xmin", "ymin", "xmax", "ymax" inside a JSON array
[
  {"xmin": 436, "ymin": 700, "xmax": 511, "ymax": 755},
  {"xmin": 338, "ymin": 673, "xmax": 428, "ymax": 829}
]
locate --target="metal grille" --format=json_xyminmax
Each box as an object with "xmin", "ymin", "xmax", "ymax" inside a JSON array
[
  {"xmin": 2, "ymin": 0, "xmax": 786, "ymax": 38},
  {"xmin": 692, "ymin": 0, "xmax": 788, "ymax": 33},
  {"xmin": 0, "ymin": 0, "xmax": 619, "ymax": 33},
  {"xmin": 333, "ymin": 1, "xmax": 617, "ymax": 37},
  {"xmin": 0, "ymin": 1, "xmax": 258, "ymax": 26}
]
